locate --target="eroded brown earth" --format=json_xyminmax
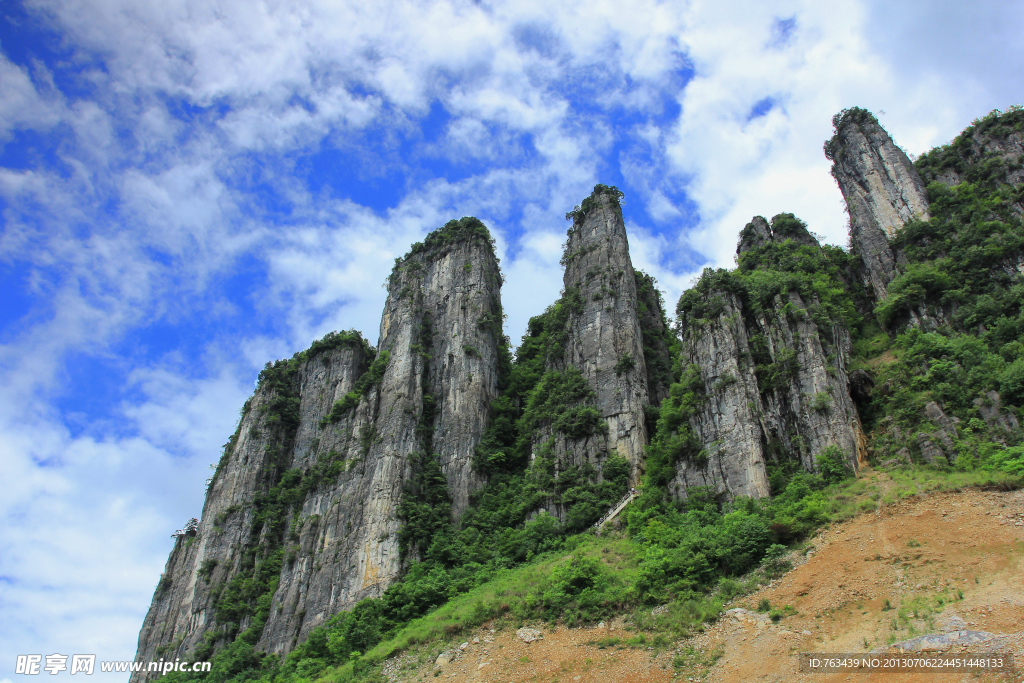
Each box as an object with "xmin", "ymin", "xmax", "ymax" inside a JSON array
[{"xmin": 385, "ymin": 482, "xmax": 1024, "ymax": 683}]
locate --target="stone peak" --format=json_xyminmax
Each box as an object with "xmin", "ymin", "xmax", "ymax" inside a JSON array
[
  {"xmin": 824, "ymin": 106, "xmax": 884, "ymax": 162},
  {"xmin": 736, "ymin": 213, "xmax": 819, "ymax": 255},
  {"xmin": 397, "ymin": 216, "xmax": 496, "ymax": 266},
  {"xmin": 565, "ymin": 184, "xmax": 624, "ymax": 228}
]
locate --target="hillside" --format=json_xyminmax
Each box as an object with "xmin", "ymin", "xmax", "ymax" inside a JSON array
[
  {"xmin": 368, "ymin": 474, "xmax": 1024, "ymax": 683},
  {"xmin": 134, "ymin": 105, "xmax": 1024, "ymax": 683}
]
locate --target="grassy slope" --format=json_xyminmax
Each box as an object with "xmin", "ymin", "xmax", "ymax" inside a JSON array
[{"xmin": 313, "ymin": 466, "xmax": 1020, "ymax": 683}]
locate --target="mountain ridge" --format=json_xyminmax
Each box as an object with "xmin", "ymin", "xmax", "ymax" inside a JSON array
[{"xmin": 133, "ymin": 105, "xmax": 1024, "ymax": 682}]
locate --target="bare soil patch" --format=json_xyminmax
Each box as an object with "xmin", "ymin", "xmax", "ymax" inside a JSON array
[{"xmin": 384, "ymin": 480, "xmax": 1024, "ymax": 683}]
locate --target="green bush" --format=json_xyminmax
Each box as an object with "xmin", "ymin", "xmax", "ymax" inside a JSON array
[
  {"xmin": 615, "ymin": 353, "xmax": 636, "ymax": 375},
  {"xmin": 988, "ymin": 446, "xmax": 1024, "ymax": 475},
  {"xmin": 1000, "ymin": 358, "xmax": 1024, "ymax": 405},
  {"xmin": 815, "ymin": 445, "xmax": 852, "ymax": 485}
]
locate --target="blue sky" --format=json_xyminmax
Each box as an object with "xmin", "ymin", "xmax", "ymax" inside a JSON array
[{"xmin": 1, "ymin": 0, "xmax": 1022, "ymax": 679}]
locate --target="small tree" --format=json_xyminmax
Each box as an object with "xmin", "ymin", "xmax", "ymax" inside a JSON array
[{"xmin": 815, "ymin": 445, "xmax": 852, "ymax": 485}]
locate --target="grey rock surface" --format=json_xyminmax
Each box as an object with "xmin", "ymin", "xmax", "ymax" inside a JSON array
[
  {"xmin": 828, "ymin": 110, "xmax": 929, "ymax": 302},
  {"xmin": 549, "ymin": 191, "xmax": 651, "ymax": 478},
  {"xmin": 737, "ymin": 216, "xmax": 772, "ymax": 254},
  {"xmin": 924, "ymin": 401, "xmax": 959, "ymax": 452},
  {"xmin": 875, "ymin": 629, "xmax": 998, "ymax": 653},
  {"xmin": 132, "ymin": 341, "xmax": 373, "ymax": 676},
  {"xmin": 259, "ymin": 235, "xmax": 503, "ymax": 653},
  {"xmin": 974, "ymin": 390, "xmax": 1021, "ymax": 436},
  {"xmin": 388, "ymin": 236, "xmax": 504, "ymax": 517},
  {"xmin": 672, "ymin": 221, "xmax": 867, "ymax": 500},
  {"xmin": 936, "ymin": 613, "xmax": 969, "ymax": 633},
  {"xmin": 132, "ymin": 231, "xmax": 503, "ymax": 673},
  {"xmin": 916, "ymin": 432, "xmax": 949, "ymax": 465},
  {"xmin": 516, "ymin": 627, "xmax": 544, "ymax": 643}
]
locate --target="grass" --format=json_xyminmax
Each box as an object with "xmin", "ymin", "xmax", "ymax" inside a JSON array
[
  {"xmin": 876, "ymin": 465, "xmax": 1021, "ymax": 506},
  {"xmin": 884, "ymin": 588, "xmax": 965, "ymax": 644},
  {"xmin": 320, "ymin": 536, "xmax": 639, "ymax": 678},
  {"xmin": 312, "ymin": 465, "xmax": 1020, "ymax": 683},
  {"xmin": 671, "ymin": 644, "xmax": 724, "ymax": 680}
]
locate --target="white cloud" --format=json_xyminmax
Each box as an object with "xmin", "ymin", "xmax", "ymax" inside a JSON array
[
  {"xmin": 660, "ymin": 0, "xmax": 1024, "ymax": 271},
  {"xmin": 0, "ymin": 56, "xmax": 64, "ymax": 141},
  {"xmin": 0, "ymin": 363, "xmax": 248, "ymax": 679},
  {"xmin": 500, "ymin": 224, "xmax": 566, "ymax": 344},
  {"xmin": 3, "ymin": 0, "xmax": 1023, "ymax": 677}
]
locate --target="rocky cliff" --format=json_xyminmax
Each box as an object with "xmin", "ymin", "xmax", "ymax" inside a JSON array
[
  {"xmin": 665, "ymin": 214, "xmax": 867, "ymax": 500},
  {"xmin": 843, "ymin": 107, "xmax": 1024, "ymax": 467},
  {"xmin": 915, "ymin": 108, "xmax": 1024, "ymax": 198},
  {"xmin": 825, "ymin": 107, "xmax": 1024, "ymax": 335},
  {"xmin": 132, "ymin": 219, "xmax": 503, "ymax": 674},
  {"xmin": 132, "ymin": 107, "xmax": 1024, "ymax": 678},
  {"xmin": 825, "ymin": 108, "xmax": 930, "ymax": 303},
  {"xmin": 456, "ymin": 185, "xmax": 673, "ymax": 532},
  {"xmin": 553, "ymin": 187, "xmax": 651, "ymax": 473},
  {"xmin": 132, "ymin": 334, "xmax": 374, "ymax": 673}
]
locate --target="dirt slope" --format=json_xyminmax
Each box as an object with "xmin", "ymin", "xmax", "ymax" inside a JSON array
[
  {"xmin": 383, "ymin": 481, "xmax": 1024, "ymax": 683},
  {"xmin": 704, "ymin": 483, "xmax": 1024, "ymax": 683}
]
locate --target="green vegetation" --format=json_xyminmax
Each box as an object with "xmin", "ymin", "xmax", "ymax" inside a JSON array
[
  {"xmin": 915, "ymin": 105, "xmax": 1024, "ymax": 186},
  {"xmin": 165, "ymin": 459, "xmax": 1024, "ymax": 683},
  {"xmin": 834, "ymin": 113, "xmax": 1024, "ymax": 471},
  {"xmin": 400, "ymin": 216, "xmax": 495, "ymax": 262},
  {"xmin": 161, "ymin": 110, "xmax": 1024, "ymax": 683},
  {"xmin": 565, "ymin": 184, "xmax": 625, "ymax": 224},
  {"xmin": 678, "ymin": 213, "xmax": 862, "ymax": 333},
  {"xmin": 320, "ymin": 351, "xmax": 390, "ymax": 425},
  {"xmin": 634, "ymin": 270, "xmax": 681, "ymax": 397},
  {"xmin": 642, "ymin": 364, "xmax": 707, "ymax": 486},
  {"xmin": 876, "ymin": 179, "xmax": 1024, "ymax": 330}
]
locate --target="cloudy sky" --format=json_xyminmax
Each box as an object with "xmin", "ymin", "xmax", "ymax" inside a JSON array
[{"xmin": 1, "ymin": 0, "xmax": 1021, "ymax": 678}]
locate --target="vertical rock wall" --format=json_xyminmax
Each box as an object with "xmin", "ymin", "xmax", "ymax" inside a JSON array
[
  {"xmin": 553, "ymin": 190, "xmax": 650, "ymax": 473},
  {"xmin": 132, "ymin": 339, "xmax": 372, "ymax": 674},
  {"xmin": 670, "ymin": 216, "xmax": 867, "ymax": 500},
  {"xmin": 258, "ymin": 226, "xmax": 503, "ymax": 652},
  {"xmin": 385, "ymin": 227, "xmax": 504, "ymax": 516},
  {"xmin": 827, "ymin": 109, "xmax": 930, "ymax": 302},
  {"xmin": 132, "ymin": 222, "xmax": 503, "ymax": 672},
  {"xmin": 672, "ymin": 290, "xmax": 772, "ymax": 499}
]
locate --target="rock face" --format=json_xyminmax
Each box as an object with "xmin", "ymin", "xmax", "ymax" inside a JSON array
[
  {"xmin": 258, "ymin": 224, "xmax": 503, "ymax": 653},
  {"xmin": 382, "ymin": 222, "xmax": 504, "ymax": 517},
  {"xmin": 634, "ymin": 270, "xmax": 674, "ymax": 407},
  {"xmin": 549, "ymin": 188, "xmax": 651, "ymax": 477},
  {"xmin": 131, "ymin": 221, "xmax": 502, "ymax": 675},
  {"xmin": 132, "ymin": 336, "xmax": 376, "ymax": 675},
  {"xmin": 671, "ymin": 216, "xmax": 866, "ymax": 500},
  {"xmin": 974, "ymin": 390, "xmax": 1021, "ymax": 438},
  {"xmin": 826, "ymin": 108, "xmax": 930, "ymax": 302},
  {"xmin": 917, "ymin": 114, "xmax": 1024, "ymax": 196}
]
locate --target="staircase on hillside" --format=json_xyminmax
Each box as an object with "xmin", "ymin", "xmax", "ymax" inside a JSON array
[{"xmin": 592, "ymin": 489, "xmax": 638, "ymax": 534}]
